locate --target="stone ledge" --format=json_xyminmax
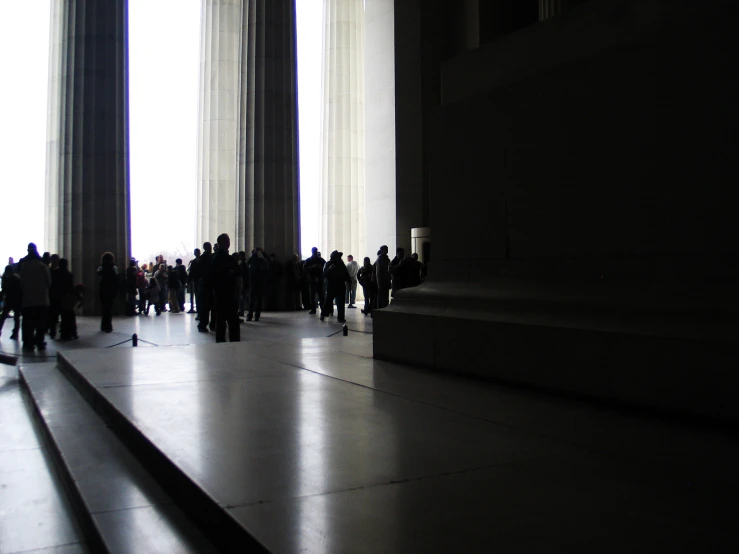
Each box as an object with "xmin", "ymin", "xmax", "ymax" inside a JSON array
[{"xmin": 374, "ymin": 282, "xmax": 739, "ymax": 424}]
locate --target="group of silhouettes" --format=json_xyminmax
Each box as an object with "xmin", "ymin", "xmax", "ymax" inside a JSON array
[
  {"xmin": 0, "ymin": 237, "xmax": 426, "ymax": 349},
  {"xmin": 0, "ymin": 243, "xmax": 84, "ymax": 351}
]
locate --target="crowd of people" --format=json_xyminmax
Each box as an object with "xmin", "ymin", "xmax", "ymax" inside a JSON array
[
  {"xmin": 0, "ymin": 237, "xmax": 426, "ymax": 350},
  {"xmin": 0, "ymin": 243, "xmax": 84, "ymax": 351}
]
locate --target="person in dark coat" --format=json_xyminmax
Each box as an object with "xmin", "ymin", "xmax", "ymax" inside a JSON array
[
  {"xmin": 321, "ymin": 251, "xmax": 351, "ymax": 323},
  {"xmin": 247, "ymin": 247, "xmax": 270, "ymax": 322},
  {"xmin": 357, "ymin": 257, "xmax": 375, "ymax": 317},
  {"xmin": 49, "ymin": 259, "xmax": 72, "ymax": 337},
  {"xmin": 21, "ymin": 244, "xmax": 51, "ymax": 350},
  {"xmin": 175, "ymin": 258, "xmax": 188, "ymax": 312},
  {"xmin": 167, "ymin": 265, "xmax": 181, "ymax": 313},
  {"xmin": 187, "ymin": 248, "xmax": 201, "ymax": 313},
  {"xmin": 390, "ymin": 247, "xmax": 407, "ymax": 296},
  {"xmin": 98, "ymin": 252, "xmax": 118, "ymax": 333},
  {"xmin": 209, "ymin": 233, "xmax": 240, "ymax": 342},
  {"xmin": 54, "ymin": 259, "xmax": 76, "ymax": 340},
  {"xmin": 0, "ymin": 264, "xmax": 22, "ymax": 339},
  {"xmin": 237, "ymin": 251, "xmax": 250, "ymax": 317},
  {"xmin": 373, "ymin": 246, "xmax": 391, "ymax": 309},
  {"xmin": 125, "ymin": 260, "xmax": 138, "ymax": 316},
  {"xmin": 304, "ymin": 247, "xmax": 326, "ymax": 315},
  {"xmin": 197, "ymin": 242, "xmax": 215, "ymax": 332},
  {"xmin": 288, "ymin": 254, "xmax": 304, "ymax": 310}
]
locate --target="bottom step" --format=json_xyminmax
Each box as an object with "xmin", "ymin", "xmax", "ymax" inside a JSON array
[{"xmin": 20, "ymin": 363, "xmax": 219, "ymax": 554}]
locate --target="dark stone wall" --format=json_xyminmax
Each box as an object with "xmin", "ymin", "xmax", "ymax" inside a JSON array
[{"xmin": 418, "ymin": 0, "xmax": 739, "ymax": 307}]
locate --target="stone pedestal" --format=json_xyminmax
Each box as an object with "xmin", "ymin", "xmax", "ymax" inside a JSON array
[
  {"xmin": 319, "ymin": 0, "xmax": 365, "ymax": 262},
  {"xmin": 45, "ymin": 0, "xmax": 131, "ymax": 315}
]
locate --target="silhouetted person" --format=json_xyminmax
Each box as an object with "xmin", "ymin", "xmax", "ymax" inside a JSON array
[
  {"xmin": 49, "ymin": 259, "xmax": 68, "ymax": 337},
  {"xmin": 247, "ymin": 247, "xmax": 269, "ymax": 322},
  {"xmin": 412, "ymin": 252, "xmax": 426, "ymax": 283},
  {"xmin": 237, "ymin": 251, "xmax": 250, "ymax": 316},
  {"xmin": 154, "ymin": 263, "xmax": 168, "ymax": 314},
  {"xmin": 125, "ymin": 259, "xmax": 138, "ymax": 316},
  {"xmin": 98, "ymin": 252, "xmax": 118, "ymax": 333},
  {"xmin": 374, "ymin": 246, "xmax": 391, "ymax": 309},
  {"xmin": 0, "ymin": 264, "xmax": 22, "ymax": 339},
  {"xmin": 406, "ymin": 253, "xmax": 423, "ymax": 288},
  {"xmin": 147, "ymin": 276, "xmax": 161, "ymax": 316},
  {"xmin": 20, "ymin": 243, "xmax": 51, "ymax": 350},
  {"xmin": 167, "ymin": 265, "xmax": 181, "ymax": 314},
  {"xmin": 54, "ymin": 259, "xmax": 75, "ymax": 340},
  {"xmin": 136, "ymin": 264, "xmax": 148, "ymax": 315},
  {"xmin": 172, "ymin": 258, "xmax": 185, "ymax": 311},
  {"xmin": 197, "ymin": 242, "xmax": 214, "ymax": 332},
  {"xmin": 305, "ymin": 247, "xmax": 326, "ymax": 314},
  {"xmin": 210, "ymin": 233, "xmax": 240, "ymax": 342},
  {"xmin": 357, "ymin": 257, "xmax": 375, "ymax": 316},
  {"xmin": 321, "ymin": 251, "xmax": 351, "ymax": 323},
  {"xmin": 288, "ymin": 254, "xmax": 304, "ymax": 310},
  {"xmin": 390, "ymin": 247, "xmax": 407, "ymax": 296},
  {"xmin": 187, "ymin": 248, "xmax": 201, "ymax": 313}
]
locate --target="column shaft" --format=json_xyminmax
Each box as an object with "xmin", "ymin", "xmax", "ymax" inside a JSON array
[
  {"xmin": 539, "ymin": 0, "xmax": 568, "ymax": 21},
  {"xmin": 45, "ymin": 0, "xmax": 131, "ymax": 314},
  {"xmin": 320, "ymin": 0, "xmax": 365, "ymax": 262}
]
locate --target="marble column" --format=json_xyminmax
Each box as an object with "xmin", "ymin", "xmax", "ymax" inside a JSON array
[
  {"xmin": 365, "ymin": 0, "xmax": 396, "ymax": 258},
  {"xmin": 539, "ymin": 0, "xmax": 568, "ymax": 21},
  {"xmin": 45, "ymin": 0, "xmax": 131, "ymax": 315},
  {"xmin": 319, "ymin": 0, "xmax": 365, "ymax": 262},
  {"xmin": 198, "ymin": 0, "xmax": 300, "ymax": 309},
  {"xmin": 196, "ymin": 0, "xmax": 242, "ymax": 246},
  {"xmin": 236, "ymin": 0, "xmax": 300, "ymax": 261}
]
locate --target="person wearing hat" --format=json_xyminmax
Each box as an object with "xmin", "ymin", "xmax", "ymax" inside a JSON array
[{"xmin": 321, "ymin": 250, "xmax": 351, "ymax": 323}]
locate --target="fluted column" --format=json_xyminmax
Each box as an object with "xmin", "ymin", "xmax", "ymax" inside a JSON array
[
  {"xmin": 236, "ymin": 0, "xmax": 300, "ymax": 262},
  {"xmin": 539, "ymin": 0, "xmax": 568, "ymax": 21},
  {"xmin": 45, "ymin": 0, "xmax": 131, "ymax": 315},
  {"xmin": 198, "ymin": 0, "xmax": 300, "ymax": 309},
  {"xmin": 197, "ymin": 0, "xmax": 242, "ymax": 246},
  {"xmin": 319, "ymin": 0, "xmax": 365, "ymax": 262}
]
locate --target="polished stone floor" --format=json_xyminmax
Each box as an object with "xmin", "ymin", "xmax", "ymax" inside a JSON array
[{"xmin": 2, "ymin": 306, "xmax": 739, "ymax": 552}]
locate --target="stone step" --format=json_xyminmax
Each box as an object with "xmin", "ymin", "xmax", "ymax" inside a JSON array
[
  {"xmin": 53, "ymin": 353, "xmax": 271, "ymax": 554},
  {"xmin": 19, "ymin": 363, "xmax": 221, "ymax": 554}
]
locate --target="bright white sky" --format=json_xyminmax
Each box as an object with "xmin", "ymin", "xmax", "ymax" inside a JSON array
[{"xmin": 0, "ymin": 0, "xmax": 322, "ymax": 267}]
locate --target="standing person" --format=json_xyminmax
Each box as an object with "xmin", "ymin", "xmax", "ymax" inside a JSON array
[
  {"xmin": 237, "ymin": 251, "xmax": 250, "ymax": 317},
  {"xmin": 288, "ymin": 254, "xmax": 304, "ymax": 310},
  {"xmin": 247, "ymin": 248, "xmax": 269, "ymax": 322},
  {"xmin": 321, "ymin": 251, "xmax": 351, "ymax": 323},
  {"xmin": 407, "ymin": 253, "xmax": 423, "ymax": 288},
  {"xmin": 357, "ymin": 257, "xmax": 375, "ymax": 317},
  {"xmin": 54, "ymin": 259, "xmax": 75, "ymax": 340},
  {"xmin": 154, "ymin": 264, "xmax": 168, "ymax": 314},
  {"xmin": 48, "ymin": 261, "xmax": 65, "ymax": 338},
  {"xmin": 147, "ymin": 276, "xmax": 161, "ymax": 315},
  {"xmin": 167, "ymin": 265, "xmax": 181, "ymax": 313},
  {"xmin": 98, "ymin": 252, "xmax": 118, "ymax": 333},
  {"xmin": 304, "ymin": 247, "xmax": 326, "ymax": 315},
  {"xmin": 20, "ymin": 243, "xmax": 51, "ymax": 351},
  {"xmin": 210, "ymin": 234, "xmax": 240, "ymax": 342},
  {"xmin": 125, "ymin": 260, "xmax": 138, "ymax": 316},
  {"xmin": 390, "ymin": 247, "xmax": 407, "ymax": 296},
  {"xmin": 187, "ymin": 248, "xmax": 201, "ymax": 313},
  {"xmin": 0, "ymin": 264, "xmax": 22, "ymax": 340},
  {"xmin": 345, "ymin": 255, "xmax": 359, "ymax": 308},
  {"xmin": 268, "ymin": 253, "xmax": 282, "ymax": 311},
  {"xmin": 374, "ymin": 246, "xmax": 391, "ymax": 309},
  {"xmin": 136, "ymin": 264, "xmax": 148, "ymax": 315},
  {"xmin": 175, "ymin": 258, "xmax": 188, "ymax": 312},
  {"xmin": 197, "ymin": 242, "xmax": 214, "ymax": 332}
]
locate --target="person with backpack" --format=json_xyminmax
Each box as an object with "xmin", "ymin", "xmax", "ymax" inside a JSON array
[{"xmin": 321, "ymin": 251, "xmax": 351, "ymax": 323}]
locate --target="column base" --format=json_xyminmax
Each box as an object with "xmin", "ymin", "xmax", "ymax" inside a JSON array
[{"xmin": 373, "ymin": 281, "xmax": 739, "ymax": 424}]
